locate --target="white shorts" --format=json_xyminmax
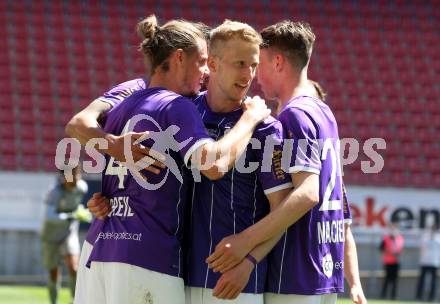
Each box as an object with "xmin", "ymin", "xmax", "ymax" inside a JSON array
[
  {"xmin": 187, "ymin": 287, "xmax": 263, "ymax": 304},
  {"xmin": 84, "ymin": 261, "xmax": 185, "ymax": 304},
  {"xmin": 74, "ymin": 240, "xmax": 93, "ymax": 304},
  {"xmin": 41, "ymin": 232, "xmax": 80, "ymax": 270},
  {"xmin": 264, "ymin": 293, "xmax": 337, "ymax": 304}
]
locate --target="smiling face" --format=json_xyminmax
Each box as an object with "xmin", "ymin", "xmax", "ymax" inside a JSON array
[{"xmin": 209, "ymin": 37, "xmax": 260, "ymax": 103}]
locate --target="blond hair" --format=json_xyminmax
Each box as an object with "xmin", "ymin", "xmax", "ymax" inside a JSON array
[
  {"xmin": 209, "ymin": 20, "xmax": 261, "ymax": 57},
  {"xmin": 137, "ymin": 15, "xmax": 206, "ymax": 73}
]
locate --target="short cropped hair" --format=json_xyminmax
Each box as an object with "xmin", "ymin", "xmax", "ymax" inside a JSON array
[
  {"xmin": 260, "ymin": 21, "xmax": 315, "ymax": 70},
  {"xmin": 209, "ymin": 20, "xmax": 262, "ymax": 57}
]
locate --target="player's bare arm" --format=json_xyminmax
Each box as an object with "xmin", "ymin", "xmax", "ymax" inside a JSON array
[
  {"xmin": 191, "ymin": 96, "xmax": 270, "ymax": 180},
  {"xmin": 345, "ymin": 224, "xmax": 367, "ymax": 304},
  {"xmin": 65, "ymin": 99, "xmax": 166, "ymax": 174},
  {"xmin": 212, "ymin": 258, "xmax": 254, "ymax": 300},
  {"xmin": 207, "ymin": 172, "xmax": 319, "ymax": 268},
  {"xmin": 65, "ymin": 99, "xmax": 112, "ymax": 145}
]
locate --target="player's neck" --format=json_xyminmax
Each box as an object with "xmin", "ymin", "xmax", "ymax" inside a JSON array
[
  {"xmin": 206, "ymin": 82, "xmax": 241, "ymax": 113},
  {"xmin": 278, "ymin": 69, "xmax": 309, "ymax": 110},
  {"xmin": 148, "ymin": 74, "xmax": 180, "ymax": 94}
]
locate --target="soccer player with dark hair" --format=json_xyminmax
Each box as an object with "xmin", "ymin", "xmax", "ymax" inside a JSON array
[{"xmin": 207, "ymin": 21, "xmax": 366, "ymax": 304}]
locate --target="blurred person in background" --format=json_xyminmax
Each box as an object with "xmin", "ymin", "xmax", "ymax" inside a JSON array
[
  {"xmin": 40, "ymin": 166, "xmax": 90, "ymax": 304},
  {"xmin": 416, "ymin": 223, "xmax": 440, "ymax": 301},
  {"xmin": 380, "ymin": 222, "xmax": 404, "ymax": 300}
]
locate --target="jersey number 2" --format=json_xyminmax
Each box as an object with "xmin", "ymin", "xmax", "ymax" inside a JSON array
[{"xmin": 319, "ymin": 139, "xmax": 342, "ymax": 212}]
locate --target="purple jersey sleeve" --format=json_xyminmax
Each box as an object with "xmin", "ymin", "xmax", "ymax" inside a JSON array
[
  {"xmin": 96, "ymin": 78, "xmax": 147, "ymax": 108},
  {"xmin": 342, "ymin": 183, "xmax": 353, "ymax": 225},
  {"xmin": 254, "ymin": 118, "xmax": 293, "ymax": 195},
  {"xmin": 164, "ymin": 98, "xmax": 213, "ymax": 166},
  {"xmin": 282, "ymin": 107, "xmax": 321, "ymax": 175}
]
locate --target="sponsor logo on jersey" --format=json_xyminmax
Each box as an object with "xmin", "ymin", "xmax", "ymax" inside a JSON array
[
  {"xmin": 321, "ymin": 253, "xmax": 343, "ymax": 279},
  {"xmin": 322, "ymin": 253, "xmax": 334, "ymax": 278}
]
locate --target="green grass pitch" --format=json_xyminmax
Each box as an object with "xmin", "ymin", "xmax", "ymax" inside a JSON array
[{"xmin": 0, "ymin": 285, "xmax": 426, "ymax": 304}]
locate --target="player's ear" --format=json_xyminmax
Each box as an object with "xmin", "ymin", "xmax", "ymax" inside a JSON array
[
  {"xmin": 207, "ymin": 55, "xmax": 217, "ymax": 72},
  {"xmin": 174, "ymin": 48, "xmax": 185, "ymax": 65},
  {"xmin": 274, "ymin": 54, "xmax": 284, "ymax": 72}
]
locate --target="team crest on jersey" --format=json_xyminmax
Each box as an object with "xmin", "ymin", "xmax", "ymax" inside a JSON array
[
  {"xmin": 322, "ymin": 253, "xmax": 334, "ymax": 278},
  {"xmin": 207, "ymin": 127, "xmax": 220, "ymax": 138}
]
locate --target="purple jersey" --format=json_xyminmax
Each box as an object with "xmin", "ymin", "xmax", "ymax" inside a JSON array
[
  {"xmin": 187, "ymin": 93, "xmax": 292, "ymax": 293},
  {"xmin": 87, "ymin": 88, "xmax": 213, "ymax": 278},
  {"xmin": 266, "ymin": 96, "xmax": 345, "ymax": 295},
  {"xmin": 343, "ymin": 184, "xmax": 353, "ymax": 225},
  {"xmin": 85, "ymin": 79, "xmax": 147, "ymax": 245},
  {"xmin": 97, "ymin": 78, "xmax": 147, "ymax": 108}
]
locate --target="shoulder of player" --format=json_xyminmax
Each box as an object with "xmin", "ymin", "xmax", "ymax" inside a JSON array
[
  {"xmin": 112, "ymin": 78, "xmax": 146, "ymax": 91},
  {"xmin": 278, "ymin": 105, "xmax": 323, "ymax": 140},
  {"xmin": 253, "ymin": 115, "xmax": 282, "ymax": 136},
  {"xmin": 118, "ymin": 87, "xmax": 187, "ymax": 106},
  {"xmin": 279, "ymin": 103, "xmax": 315, "ymax": 125},
  {"xmin": 98, "ymin": 78, "xmax": 145, "ymax": 98},
  {"xmin": 162, "ymin": 93, "xmax": 198, "ymax": 110},
  {"xmin": 293, "ymin": 96, "xmax": 335, "ymax": 119},
  {"xmin": 249, "ymin": 117, "xmax": 285, "ymax": 148},
  {"xmin": 96, "ymin": 78, "xmax": 147, "ymax": 107}
]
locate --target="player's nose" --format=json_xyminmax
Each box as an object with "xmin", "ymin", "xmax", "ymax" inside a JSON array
[{"xmin": 203, "ymin": 66, "xmax": 210, "ymax": 77}]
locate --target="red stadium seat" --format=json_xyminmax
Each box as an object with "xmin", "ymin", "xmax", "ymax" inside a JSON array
[
  {"xmin": 428, "ymin": 159, "xmax": 440, "ymax": 174},
  {"xmin": 0, "ymin": 122, "xmax": 16, "ymax": 140},
  {"xmin": 1, "ymin": 0, "xmax": 437, "ymax": 186},
  {"xmin": 38, "ymin": 110, "xmax": 57, "ymax": 126},
  {"xmin": 0, "ymin": 108, "xmax": 15, "ymax": 125},
  {"xmin": 0, "ymin": 137, "xmax": 17, "ymax": 155},
  {"xmin": 21, "ymin": 154, "xmax": 41, "ymax": 171},
  {"xmin": 42, "ymin": 156, "xmax": 57, "ymax": 171},
  {"xmin": 0, "ymin": 153, "xmax": 19, "ymax": 171}
]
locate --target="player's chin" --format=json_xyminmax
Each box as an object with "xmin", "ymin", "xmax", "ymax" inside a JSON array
[
  {"xmin": 182, "ymin": 88, "xmax": 200, "ymax": 98},
  {"xmin": 193, "ymin": 82, "xmax": 203, "ymax": 93},
  {"xmin": 260, "ymin": 89, "xmax": 273, "ymax": 100},
  {"xmin": 238, "ymin": 91, "xmax": 250, "ymax": 102}
]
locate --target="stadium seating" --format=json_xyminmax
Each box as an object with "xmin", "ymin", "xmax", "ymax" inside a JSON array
[{"xmin": 0, "ymin": 0, "xmax": 438, "ymax": 189}]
